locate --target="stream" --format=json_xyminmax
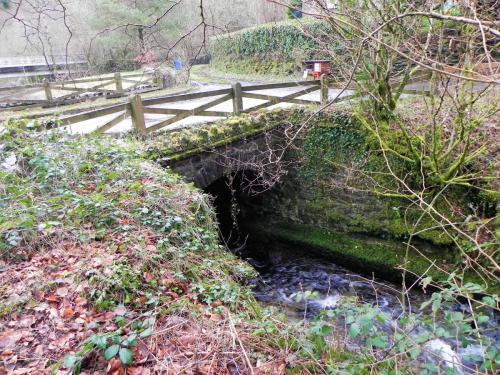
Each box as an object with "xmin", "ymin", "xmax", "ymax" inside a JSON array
[
  {"xmin": 203, "ymin": 174, "xmax": 498, "ymax": 373},
  {"xmin": 241, "ymin": 240, "xmax": 499, "ymax": 374}
]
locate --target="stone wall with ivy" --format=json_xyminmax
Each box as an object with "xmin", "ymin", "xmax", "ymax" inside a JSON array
[
  {"xmin": 258, "ymin": 111, "xmax": 495, "ymax": 247},
  {"xmin": 209, "ymin": 20, "xmax": 340, "ymax": 76},
  {"xmin": 146, "ymin": 107, "xmax": 495, "ymax": 249}
]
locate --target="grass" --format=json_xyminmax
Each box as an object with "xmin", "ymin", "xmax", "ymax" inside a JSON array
[{"xmin": 189, "ymin": 64, "xmax": 298, "ymax": 85}]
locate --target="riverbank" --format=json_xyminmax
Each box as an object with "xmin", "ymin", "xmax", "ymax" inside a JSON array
[
  {"xmin": 1, "ymin": 116, "xmax": 497, "ymax": 374},
  {"xmin": 0, "ymin": 127, "xmax": 294, "ymax": 373},
  {"xmin": 253, "ymin": 223, "xmax": 498, "ymax": 294}
]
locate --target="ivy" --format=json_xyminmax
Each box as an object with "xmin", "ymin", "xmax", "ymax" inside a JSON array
[
  {"xmin": 209, "ymin": 20, "xmax": 343, "ymax": 75},
  {"xmin": 301, "ymin": 111, "xmax": 367, "ymax": 180}
]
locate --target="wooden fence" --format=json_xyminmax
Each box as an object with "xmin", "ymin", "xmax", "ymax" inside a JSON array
[
  {"xmin": 53, "ymin": 78, "xmax": 326, "ymax": 134},
  {"xmin": 51, "ymin": 76, "xmax": 425, "ymax": 135},
  {"xmin": 0, "ymin": 71, "xmax": 160, "ymax": 110}
]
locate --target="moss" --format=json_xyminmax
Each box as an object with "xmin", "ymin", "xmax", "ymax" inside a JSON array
[
  {"xmin": 145, "ymin": 108, "xmax": 312, "ymax": 161},
  {"xmin": 339, "ymin": 204, "xmax": 452, "ymax": 245},
  {"xmin": 265, "ymin": 223, "xmax": 494, "ymax": 292},
  {"xmin": 156, "ymin": 124, "xmax": 273, "ymax": 162},
  {"xmin": 298, "ymin": 111, "xmax": 486, "ymax": 247}
]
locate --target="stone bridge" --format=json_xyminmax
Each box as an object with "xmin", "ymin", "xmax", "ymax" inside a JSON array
[{"xmin": 160, "ymin": 129, "xmax": 282, "ymax": 189}]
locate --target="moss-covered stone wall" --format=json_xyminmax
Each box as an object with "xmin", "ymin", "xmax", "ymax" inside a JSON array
[
  {"xmin": 146, "ymin": 107, "xmax": 493, "ymax": 248},
  {"xmin": 245, "ymin": 111, "xmax": 457, "ymax": 246}
]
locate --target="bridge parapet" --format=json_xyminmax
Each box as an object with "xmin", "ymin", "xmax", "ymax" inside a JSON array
[
  {"xmin": 147, "ymin": 108, "xmax": 303, "ymax": 188},
  {"xmin": 165, "ymin": 134, "xmax": 266, "ymax": 188}
]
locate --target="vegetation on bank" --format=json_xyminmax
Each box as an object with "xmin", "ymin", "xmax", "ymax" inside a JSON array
[
  {"xmin": 209, "ymin": 20, "xmax": 337, "ymax": 76},
  {"xmin": 266, "ymin": 223, "xmax": 497, "ymax": 293},
  {"xmin": 0, "ymin": 111, "xmax": 498, "ymax": 373},
  {"xmin": 0, "ymin": 124, "xmax": 276, "ymax": 372},
  {"xmin": 301, "ymin": 111, "xmax": 468, "ymax": 245}
]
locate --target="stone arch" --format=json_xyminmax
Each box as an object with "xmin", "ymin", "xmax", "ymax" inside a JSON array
[{"xmin": 166, "ymin": 133, "xmax": 270, "ymax": 189}]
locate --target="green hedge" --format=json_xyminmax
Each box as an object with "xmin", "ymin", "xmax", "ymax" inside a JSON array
[{"xmin": 209, "ymin": 20, "xmax": 341, "ymax": 76}]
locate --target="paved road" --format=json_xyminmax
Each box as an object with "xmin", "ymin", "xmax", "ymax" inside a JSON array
[{"xmin": 60, "ymin": 82, "xmax": 355, "ymax": 135}]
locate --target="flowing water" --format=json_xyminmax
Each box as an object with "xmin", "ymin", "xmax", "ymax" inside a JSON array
[
  {"xmin": 241, "ymin": 240, "xmax": 499, "ymax": 374},
  {"xmin": 248, "ymin": 250, "xmax": 427, "ymax": 319},
  {"xmin": 243, "ymin": 240, "xmax": 431, "ymax": 318}
]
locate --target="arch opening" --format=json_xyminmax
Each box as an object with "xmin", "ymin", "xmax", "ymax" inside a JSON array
[{"xmin": 203, "ymin": 170, "xmax": 267, "ymax": 249}]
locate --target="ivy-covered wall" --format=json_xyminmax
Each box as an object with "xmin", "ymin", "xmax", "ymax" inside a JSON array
[
  {"xmin": 243, "ymin": 110, "xmax": 492, "ymax": 247},
  {"xmin": 146, "ymin": 107, "xmax": 493, "ymax": 248},
  {"xmin": 209, "ymin": 20, "xmax": 341, "ymax": 76}
]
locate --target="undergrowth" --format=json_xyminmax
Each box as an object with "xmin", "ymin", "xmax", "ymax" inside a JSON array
[{"xmin": 0, "ymin": 120, "xmax": 498, "ymax": 374}]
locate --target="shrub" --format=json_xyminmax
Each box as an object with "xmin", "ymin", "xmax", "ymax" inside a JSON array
[{"xmin": 209, "ymin": 20, "xmax": 342, "ymax": 75}]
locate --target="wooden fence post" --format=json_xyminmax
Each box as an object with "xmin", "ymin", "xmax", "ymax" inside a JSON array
[
  {"xmin": 43, "ymin": 81, "xmax": 53, "ymax": 103},
  {"xmin": 129, "ymin": 95, "xmax": 146, "ymax": 134},
  {"xmin": 320, "ymin": 74, "xmax": 329, "ymax": 105},
  {"xmin": 115, "ymin": 72, "xmax": 124, "ymax": 95},
  {"xmin": 153, "ymin": 70, "xmax": 165, "ymax": 89},
  {"xmin": 232, "ymin": 82, "xmax": 243, "ymax": 115}
]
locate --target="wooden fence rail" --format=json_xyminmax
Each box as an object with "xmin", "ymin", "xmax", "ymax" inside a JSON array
[
  {"xmin": 51, "ymin": 75, "xmax": 426, "ymax": 135},
  {"xmin": 0, "ymin": 71, "xmax": 160, "ymax": 110}
]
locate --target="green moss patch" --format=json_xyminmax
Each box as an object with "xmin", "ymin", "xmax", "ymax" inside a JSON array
[
  {"xmin": 145, "ymin": 108, "xmax": 313, "ymax": 161},
  {"xmin": 265, "ymin": 223, "xmax": 492, "ymax": 291}
]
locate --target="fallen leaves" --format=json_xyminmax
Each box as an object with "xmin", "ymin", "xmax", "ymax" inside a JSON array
[
  {"xmin": 0, "ymin": 330, "xmax": 25, "ymax": 350},
  {"xmin": 177, "ymin": 334, "xmax": 197, "ymax": 348},
  {"xmin": 55, "ymin": 286, "xmax": 69, "ymax": 298},
  {"xmin": 0, "ymin": 244, "xmax": 103, "ymax": 373},
  {"xmin": 106, "ymin": 358, "xmax": 124, "ymax": 375},
  {"xmin": 61, "ymin": 307, "xmax": 75, "ymax": 320},
  {"xmin": 0, "ymin": 230, "xmax": 285, "ymax": 374},
  {"xmin": 45, "ymin": 294, "xmax": 59, "ymax": 303}
]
